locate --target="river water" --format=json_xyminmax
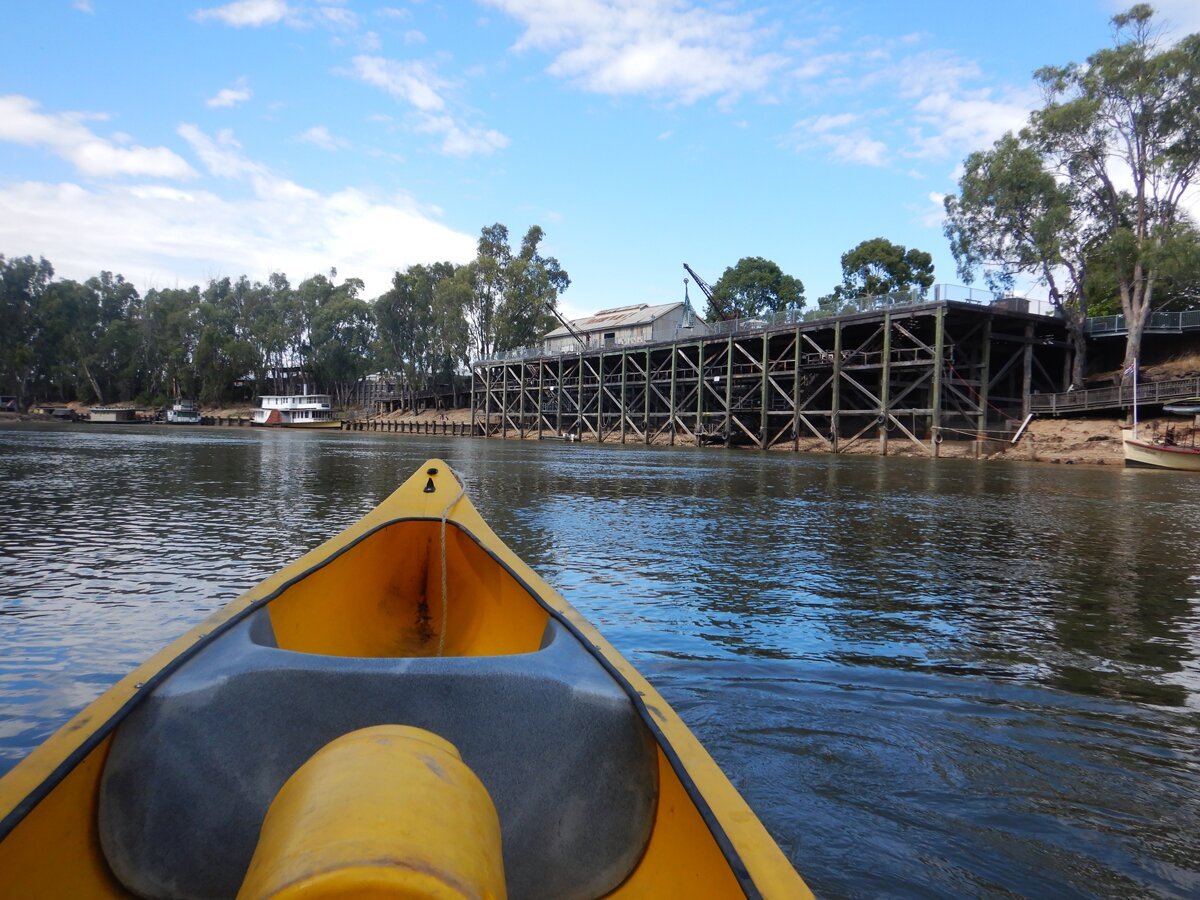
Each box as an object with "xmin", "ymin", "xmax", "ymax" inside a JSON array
[{"xmin": 1, "ymin": 424, "xmax": 1198, "ymax": 897}]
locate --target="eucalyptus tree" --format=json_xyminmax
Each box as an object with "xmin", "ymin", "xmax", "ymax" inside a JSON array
[
  {"xmin": 239, "ymin": 273, "xmax": 293, "ymax": 395},
  {"xmin": 307, "ymin": 275, "xmax": 375, "ymax": 405},
  {"xmin": 467, "ymin": 224, "xmax": 512, "ymax": 360},
  {"xmin": 947, "ymin": 5, "xmax": 1200, "ymax": 376},
  {"xmin": 375, "ymin": 262, "xmax": 458, "ymax": 407},
  {"xmin": 1034, "ymin": 4, "xmax": 1200, "ymax": 372},
  {"xmin": 87, "ymin": 272, "xmax": 141, "ymax": 402},
  {"xmin": 817, "ymin": 238, "xmax": 934, "ymax": 315},
  {"xmin": 709, "ymin": 256, "xmax": 804, "ymax": 320},
  {"xmin": 141, "ymin": 286, "xmax": 202, "ymax": 401},
  {"xmin": 944, "ymin": 132, "xmax": 1095, "ymax": 383},
  {"xmin": 493, "ymin": 225, "xmax": 570, "ymax": 352},
  {"xmin": 463, "ymin": 223, "xmax": 570, "ymax": 358},
  {"xmin": 37, "ymin": 278, "xmax": 105, "ymax": 402},
  {"xmin": 193, "ymin": 277, "xmax": 260, "ymax": 404},
  {"xmin": 431, "ymin": 264, "xmax": 473, "ymax": 377},
  {"xmin": 0, "ymin": 255, "xmax": 54, "ymax": 409}
]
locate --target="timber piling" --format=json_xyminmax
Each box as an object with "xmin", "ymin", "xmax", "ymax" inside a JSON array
[{"xmin": 470, "ymin": 301, "xmax": 1070, "ymax": 454}]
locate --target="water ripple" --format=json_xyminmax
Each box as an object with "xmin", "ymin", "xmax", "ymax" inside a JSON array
[{"xmin": 1, "ymin": 425, "xmax": 1199, "ymax": 896}]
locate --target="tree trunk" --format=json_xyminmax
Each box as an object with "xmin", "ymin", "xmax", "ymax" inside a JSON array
[
  {"xmin": 1067, "ymin": 313, "xmax": 1088, "ymax": 387},
  {"xmin": 71, "ymin": 336, "xmax": 104, "ymax": 405},
  {"xmin": 1120, "ymin": 264, "xmax": 1155, "ymax": 373}
]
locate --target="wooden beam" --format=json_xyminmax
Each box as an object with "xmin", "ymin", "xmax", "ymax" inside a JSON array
[
  {"xmin": 879, "ymin": 312, "xmax": 891, "ymax": 456},
  {"xmin": 931, "ymin": 304, "xmax": 944, "ymax": 456}
]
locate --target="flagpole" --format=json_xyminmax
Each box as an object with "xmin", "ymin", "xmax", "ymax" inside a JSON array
[{"xmin": 1132, "ymin": 357, "xmax": 1139, "ymax": 439}]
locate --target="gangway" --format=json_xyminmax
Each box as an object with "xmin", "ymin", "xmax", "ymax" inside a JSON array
[{"xmin": 1031, "ymin": 375, "xmax": 1200, "ymax": 416}]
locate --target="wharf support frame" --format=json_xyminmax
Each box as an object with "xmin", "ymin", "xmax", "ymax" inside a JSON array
[{"xmin": 471, "ymin": 302, "xmax": 1069, "ymax": 456}]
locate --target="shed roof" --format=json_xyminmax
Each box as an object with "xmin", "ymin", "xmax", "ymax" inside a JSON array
[{"xmin": 543, "ymin": 302, "xmax": 684, "ymax": 339}]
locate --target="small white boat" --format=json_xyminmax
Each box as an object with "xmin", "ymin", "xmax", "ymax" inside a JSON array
[
  {"xmin": 252, "ymin": 393, "xmax": 340, "ymax": 429},
  {"xmin": 165, "ymin": 400, "xmax": 202, "ymax": 425},
  {"xmin": 1121, "ymin": 362, "xmax": 1200, "ymax": 470},
  {"xmin": 1122, "ymin": 427, "xmax": 1200, "ymax": 470}
]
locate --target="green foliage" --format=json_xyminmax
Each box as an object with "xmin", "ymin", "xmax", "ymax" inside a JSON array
[
  {"xmin": 946, "ymin": 4, "xmax": 1200, "ymax": 372},
  {"xmin": 1086, "ymin": 224, "xmax": 1200, "ymax": 315},
  {"xmin": 307, "ymin": 275, "xmax": 375, "ymax": 405},
  {"xmin": 461, "ymin": 223, "xmax": 570, "ymax": 358},
  {"xmin": 375, "ymin": 261, "xmax": 457, "ymax": 403},
  {"xmin": 815, "ymin": 238, "xmax": 933, "ymax": 315},
  {"xmin": 431, "ymin": 265, "xmax": 473, "ymax": 376},
  {"xmin": 467, "ymin": 224, "xmax": 512, "ymax": 360},
  {"xmin": 493, "ymin": 225, "xmax": 571, "ymax": 351},
  {"xmin": 0, "ymin": 255, "xmax": 54, "ymax": 408},
  {"xmin": 708, "ymin": 257, "xmax": 804, "ymax": 320},
  {"xmin": 1, "ymin": 222, "xmax": 569, "ymax": 407},
  {"xmin": 944, "ymin": 134, "xmax": 1082, "ymax": 298}
]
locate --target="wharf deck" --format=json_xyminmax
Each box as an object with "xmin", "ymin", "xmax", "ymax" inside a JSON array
[{"xmin": 471, "ymin": 302, "xmax": 1070, "ymax": 456}]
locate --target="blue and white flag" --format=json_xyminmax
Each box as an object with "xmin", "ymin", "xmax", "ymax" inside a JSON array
[{"xmin": 1124, "ymin": 360, "xmax": 1137, "ymax": 377}]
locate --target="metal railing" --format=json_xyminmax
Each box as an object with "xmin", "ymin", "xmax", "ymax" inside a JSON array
[
  {"xmin": 472, "ymin": 283, "xmax": 1058, "ymax": 366},
  {"xmin": 1084, "ymin": 310, "xmax": 1200, "ymax": 336},
  {"xmin": 1031, "ymin": 375, "xmax": 1200, "ymax": 415}
]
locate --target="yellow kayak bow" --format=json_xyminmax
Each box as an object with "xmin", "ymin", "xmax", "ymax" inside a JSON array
[{"xmin": 0, "ymin": 460, "xmax": 810, "ymax": 899}]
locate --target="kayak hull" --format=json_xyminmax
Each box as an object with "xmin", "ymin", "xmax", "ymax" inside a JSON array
[{"xmin": 0, "ymin": 460, "xmax": 810, "ymax": 898}]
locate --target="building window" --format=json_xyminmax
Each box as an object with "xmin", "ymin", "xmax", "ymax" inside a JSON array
[{"xmin": 603, "ymin": 331, "xmax": 616, "ymax": 347}]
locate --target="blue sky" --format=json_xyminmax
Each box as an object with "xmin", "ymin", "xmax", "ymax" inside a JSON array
[{"xmin": 2, "ymin": 0, "xmax": 1198, "ymax": 320}]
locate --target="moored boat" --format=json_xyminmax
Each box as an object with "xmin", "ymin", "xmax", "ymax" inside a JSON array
[
  {"xmin": 0, "ymin": 460, "xmax": 809, "ymax": 898},
  {"xmin": 252, "ymin": 392, "xmax": 340, "ymax": 428},
  {"xmin": 1122, "ymin": 427, "xmax": 1200, "ymax": 470},
  {"xmin": 165, "ymin": 399, "xmax": 202, "ymax": 425},
  {"xmin": 1120, "ymin": 361, "xmax": 1200, "ymax": 471}
]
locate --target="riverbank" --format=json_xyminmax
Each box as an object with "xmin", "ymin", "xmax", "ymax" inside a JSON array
[
  {"xmin": 1, "ymin": 405, "xmax": 1179, "ymax": 469},
  {"xmin": 339, "ymin": 408, "xmax": 1144, "ymax": 467}
]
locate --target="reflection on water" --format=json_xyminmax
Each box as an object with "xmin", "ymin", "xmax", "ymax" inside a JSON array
[{"xmin": 1, "ymin": 425, "xmax": 1198, "ymax": 897}]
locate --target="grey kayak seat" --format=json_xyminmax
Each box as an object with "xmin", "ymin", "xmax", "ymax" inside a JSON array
[{"xmin": 97, "ymin": 608, "xmax": 658, "ymax": 900}]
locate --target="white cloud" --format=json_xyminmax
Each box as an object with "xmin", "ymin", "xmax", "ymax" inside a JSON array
[
  {"xmin": 73, "ymin": 0, "xmax": 94, "ymax": 13},
  {"xmin": 352, "ymin": 56, "xmax": 447, "ymax": 111},
  {"xmin": 906, "ymin": 87, "xmax": 1033, "ymax": 159},
  {"xmin": 404, "ymin": 29, "xmax": 427, "ymax": 45},
  {"xmin": 872, "ymin": 52, "xmax": 1036, "ymax": 160},
  {"xmin": 0, "ymin": 95, "xmax": 197, "ymax": 180},
  {"xmin": 920, "ymin": 191, "xmax": 946, "ymax": 228},
  {"xmin": 791, "ymin": 113, "xmax": 888, "ymax": 167},
  {"xmin": 792, "ymin": 52, "xmax": 853, "ymax": 81},
  {"xmin": 0, "ymin": 127, "xmax": 477, "ymax": 298},
  {"xmin": 482, "ymin": 0, "xmax": 787, "ymax": 104},
  {"xmin": 316, "ymin": 4, "xmax": 360, "ymax": 30},
  {"xmin": 297, "ymin": 125, "xmax": 348, "ymax": 151},
  {"xmin": 194, "ymin": 0, "xmax": 293, "ymax": 27},
  {"xmin": 417, "ymin": 116, "xmax": 509, "ymax": 158},
  {"xmin": 206, "ymin": 79, "xmax": 253, "ymax": 108},
  {"xmin": 178, "ymin": 124, "xmax": 316, "ymax": 202},
  {"xmin": 796, "ymin": 46, "xmax": 1038, "ymax": 168},
  {"xmin": 350, "ymin": 55, "xmax": 509, "ymax": 156},
  {"xmin": 375, "ymin": 6, "xmax": 411, "ymax": 20},
  {"xmin": 808, "ymin": 112, "xmax": 859, "ymax": 133}
]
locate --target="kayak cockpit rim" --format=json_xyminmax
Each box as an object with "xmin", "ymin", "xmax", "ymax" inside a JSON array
[{"xmin": 0, "ymin": 505, "xmax": 762, "ymax": 896}]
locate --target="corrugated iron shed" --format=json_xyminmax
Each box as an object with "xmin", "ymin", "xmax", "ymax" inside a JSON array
[{"xmin": 543, "ymin": 302, "xmax": 683, "ymax": 339}]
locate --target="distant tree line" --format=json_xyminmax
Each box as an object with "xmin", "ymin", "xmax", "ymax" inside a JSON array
[{"xmin": 0, "ymin": 223, "xmax": 568, "ymax": 410}]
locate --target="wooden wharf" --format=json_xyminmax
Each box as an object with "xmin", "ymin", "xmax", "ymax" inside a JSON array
[
  {"xmin": 342, "ymin": 420, "xmax": 471, "ymax": 436},
  {"xmin": 470, "ymin": 301, "xmax": 1070, "ymax": 456}
]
